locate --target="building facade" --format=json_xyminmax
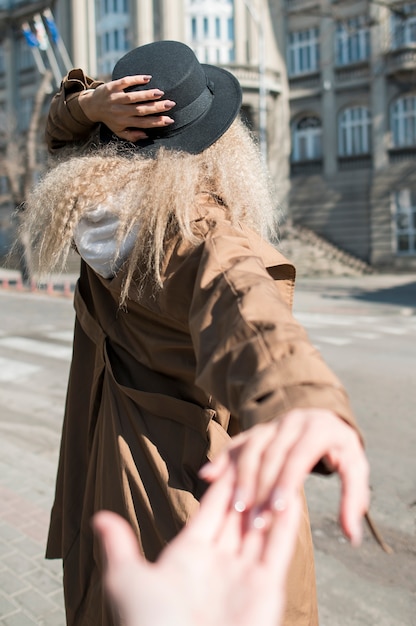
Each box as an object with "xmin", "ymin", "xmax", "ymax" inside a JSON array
[
  {"xmin": 286, "ymin": 0, "xmax": 416, "ymax": 270},
  {"xmin": 2, "ymin": 1, "xmax": 415, "ymax": 270},
  {"xmin": 60, "ymin": 0, "xmax": 290, "ymax": 195}
]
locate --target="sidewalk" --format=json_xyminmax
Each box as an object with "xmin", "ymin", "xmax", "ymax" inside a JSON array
[{"xmin": 0, "ymin": 267, "xmax": 79, "ymax": 298}]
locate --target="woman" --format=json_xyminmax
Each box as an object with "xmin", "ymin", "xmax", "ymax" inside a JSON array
[{"xmin": 24, "ymin": 41, "xmax": 369, "ymax": 626}]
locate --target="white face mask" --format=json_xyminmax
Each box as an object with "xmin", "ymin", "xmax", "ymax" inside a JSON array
[{"xmin": 73, "ymin": 202, "xmax": 139, "ymax": 279}]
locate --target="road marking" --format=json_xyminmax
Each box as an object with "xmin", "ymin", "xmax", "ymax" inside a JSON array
[
  {"xmin": 0, "ymin": 356, "xmax": 40, "ymax": 381},
  {"xmin": 378, "ymin": 326, "xmax": 407, "ymax": 335},
  {"xmin": 351, "ymin": 332, "xmax": 380, "ymax": 340},
  {"xmin": 0, "ymin": 337, "xmax": 72, "ymax": 361},
  {"xmin": 315, "ymin": 336, "xmax": 351, "ymax": 346},
  {"xmin": 45, "ymin": 330, "xmax": 74, "ymax": 343}
]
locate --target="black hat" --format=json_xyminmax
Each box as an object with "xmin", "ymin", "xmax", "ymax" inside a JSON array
[{"xmin": 100, "ymin": 40, "xmax": 242, "ymax": 155}]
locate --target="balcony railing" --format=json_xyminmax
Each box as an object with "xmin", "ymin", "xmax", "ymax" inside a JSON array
[
  {"xmin": 337, "ymin": 154, "xmax": 372, "ymax": 171},
  {"xmin": 228, "ymin": 64, "xmax": 282, "ymax": 95},
  {"xmin": 388, "ymin": 145, "xmax": 416, "ymax": 162},
  {"xmin": 335, "ymin": 60, "xmax": 370, "ymax": 85},
  {"xmin": 290, "ymin": 158, "xmax": 323, "ymax": 176},
  {"xmin": 385, "ymin": 47, "xmax": 416, "ymax": 79}
]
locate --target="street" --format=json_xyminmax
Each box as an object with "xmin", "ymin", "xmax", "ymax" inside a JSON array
[{"xmin": 0, "ymin": 273, "xmax": 415, "ymax": 625}]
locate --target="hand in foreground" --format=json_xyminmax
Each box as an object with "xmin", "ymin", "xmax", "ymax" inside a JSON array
[
  {"xmin": 200, "ymin": 409, "xmax": 370, "ymax": 546},
  {"xmin": 93, "ymin": 467, "xmax": 302, "ymax": 626},
  {"xmin": 79, "ymin": 75, "xmax": 175, "ymax": 142}
]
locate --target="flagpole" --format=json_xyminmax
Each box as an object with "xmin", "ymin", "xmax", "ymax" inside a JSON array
[
  {"xmin": 43, "ymin": 8, "xmax": 73, "ymax": 72},
  {"xmin": 34, "ymin": 13, "xmax": 62, "ymax": 88},
  {"xmin": 21, "ymin": 21, "xmax": 48, "ymax": 75}
]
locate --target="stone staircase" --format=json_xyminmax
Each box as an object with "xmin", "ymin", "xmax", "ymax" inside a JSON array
[{"xmin": 276, "ymin": 220, "xmax": 373, "ymax": 278}]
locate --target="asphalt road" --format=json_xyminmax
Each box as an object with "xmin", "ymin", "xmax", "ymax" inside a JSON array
[
  {"xmin": 0, "ymin": 273, "xmax": 415, "ymax": 625},
  {"xmin": 294, "ymin": 274, "xmax": 416, "ymax": 626}
]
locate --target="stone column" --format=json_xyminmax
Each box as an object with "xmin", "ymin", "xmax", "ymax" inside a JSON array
[
  {"xmin": 161, "ymin": 0, "xmax": 185, "ymax": 41},
  {"xmin": 71, "ymin": 0, "xmax": 96, "ymax": 75},
  {"xmin": 320, "ymin": 8, "xmax": 336, "ymax": 176},
  {"xmin": 136, "ymin": 0, "xmax": 154, "ymax": 46}
]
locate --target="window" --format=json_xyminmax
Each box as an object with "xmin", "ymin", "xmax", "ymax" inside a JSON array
[
  {"xmin": 100, "ymin": 0, "xmax": 129, "ymax": 16},
  {"xmin": 392, "ymin": 190, "xmax": 416, "ymax": 254},
  {"xmin": 288, "ymin": 28, "xmax": 320, "ymax": 76},
  {"xmin": 391, "ymin": 95, "xmax": 416, "ymax": 147},
  {"xmin": 338, "ymin": 106, "xmax": 371, "ymax": 155},
  {"xmin": 391, "ymin": 3, "xmax": 416, "ymax": 49},
  {"xmin": 185, "ymin": 0, "xmax": 235, "ymax": 64},
  {"xmin": 335, "ymin": 16, "xmax": 370, "ymax": 65},
  {"xmin": 292, "ymin": 116, "xmax": 322, "ymax": 161}
]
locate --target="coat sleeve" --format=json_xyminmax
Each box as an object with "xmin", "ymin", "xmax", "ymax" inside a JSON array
[
  {"xmin": 189, "ymin": 219, "xmax": 357, "ymax": 434},
  {"xmin": 46, "ymin": 69, "xmax": 103, "ymax": 154}
]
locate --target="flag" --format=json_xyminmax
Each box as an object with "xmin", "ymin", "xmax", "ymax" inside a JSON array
[
  {"xmin": 34, "ymin": 14, "xmax": 49, "ymax": 50},
  {"xmin": 21, "ymin": 22, "xmax": 39, "ymax": 48},
  {"xmin": 43, "ymin": 9, "xmax": 59, "ymax": 44}
]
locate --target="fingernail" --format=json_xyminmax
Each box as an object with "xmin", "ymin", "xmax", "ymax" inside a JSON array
[
  {"xmin": 153, "ymin": 89, "xmax": 164, "ymax": 97},
  {"xmin": 143, "ymin": 75, "xmax": 152, "ymax": 80},
  {"xmin": 164, "ymin": 118, "xmax": 174, "ymax": 125},
  {"xmin": 272, "ymin": 489, "xmax": 287, "ymax": 512},
  {"xmin": 164, "ymin": 100, "xmax": 176, "ymax": 109},
  {"xmin": 234, "ymin": 490, "xmax": 247, "ymax": 513}
]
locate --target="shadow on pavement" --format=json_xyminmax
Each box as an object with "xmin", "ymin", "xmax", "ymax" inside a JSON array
[{"xmin": 350, "ymin": 280, "xmax": 416, "ymax": 308}]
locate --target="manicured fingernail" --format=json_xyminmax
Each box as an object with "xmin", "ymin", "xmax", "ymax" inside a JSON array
[
  {"xmin": 272, "ymin": 489, "xmax": 287, "ymax": 512},
  {"xmin": 234, "ymin": 490, "xmax": 247, "ymax": 513},
  {"xmin": 164, "ymin": 117, "xmax": 174, "ymax": 125},
  {"xmin": 164, "ymin": 100, "xmax": 176, "ymax": 109},
  {"xmin": 143, "ymin": 75, "xmax": 152, "ymax": 81},
  {"xmin": 153, "ymin": 89, "xmax": 164, "ymax": 97}
]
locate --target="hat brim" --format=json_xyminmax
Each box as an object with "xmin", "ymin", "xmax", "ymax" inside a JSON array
[{"xmin": 100, "ymin": 64, "xmax": 242, "ymax": 156}]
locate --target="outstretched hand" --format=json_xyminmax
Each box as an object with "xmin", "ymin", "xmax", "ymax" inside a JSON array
[
  {"xmin": 93, "ymin": 467, "xmax": 302, "ymax": 626},
  {"xmin": 78, "ymin": 75, "xmax": 175, "ymax": 142},
  {"xmin": 200, "ymin": 409, "xmax": 370, "ymax": 546}
]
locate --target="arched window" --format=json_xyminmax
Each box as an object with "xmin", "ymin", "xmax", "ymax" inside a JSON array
[
  {"xmin": 338, "ymin": 106, "xmax": 371, "ymax": 156},
  {"xmin": 185, "ymin": 0, "xmax": 235, "ymax": 64},
  {"xmin": 391, "ymin": 95, "xmax": 416, "ymax": 147},
  {"xmin": 292, "ymin": 116, "xmax": 322, "ymax": 161}
]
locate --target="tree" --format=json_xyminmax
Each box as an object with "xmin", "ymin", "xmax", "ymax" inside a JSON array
[{"xmin": 0, "ymin": 70, "xmax": 52, "ymax": 283}]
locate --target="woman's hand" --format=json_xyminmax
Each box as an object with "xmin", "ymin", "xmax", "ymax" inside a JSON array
[
  {"xmin": 200, "ymin": 409, "xmax": 370, "ymax": 546},
  {"xmin": 94, "ymin": 466, "xmax": 302, "ymax": 626},
  {"xmin": 78, "ymin": 74, "xmax": 175, "ymax": 142}
]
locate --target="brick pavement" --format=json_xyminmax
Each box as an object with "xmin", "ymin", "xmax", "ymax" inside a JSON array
[{"xmin": 0, "ymin": 440, "xmax": 65, "ymax": 625}]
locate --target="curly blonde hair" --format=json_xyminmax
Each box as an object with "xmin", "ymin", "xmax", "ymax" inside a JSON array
[{"xmin": 22, "ymin": 118, "xmax": 279, "ymax": 302}]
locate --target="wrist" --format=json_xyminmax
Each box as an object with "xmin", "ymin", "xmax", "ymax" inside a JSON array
[{"xmin": 78, "ymin": 89, "xmax": 100, "ymax": 123}]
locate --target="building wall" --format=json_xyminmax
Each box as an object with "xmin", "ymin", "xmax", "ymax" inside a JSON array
[{"xmin": 286, "ymin": 0, "xmax": 416, "ymax": 270}]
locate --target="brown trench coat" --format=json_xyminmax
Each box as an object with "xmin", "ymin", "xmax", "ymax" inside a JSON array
[
  {"xmin": 45, "ymin": 198, "xmax": 359, "ymax": 626},
  {"xmin": 45, "ymin": 73, "xmax": 359, "ymax": 626}
]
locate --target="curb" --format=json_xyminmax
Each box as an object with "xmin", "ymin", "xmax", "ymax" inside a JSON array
[{"xmin": 0, "ymin": 275, "xmax": 76, "ymax": 297}]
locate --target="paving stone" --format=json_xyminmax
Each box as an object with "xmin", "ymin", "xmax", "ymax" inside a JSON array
[
  {"xmin": 2, "ymin": 551, "xmax": 37, "ymax": 576},
  {"xmin": 0, "ymin": 523, "xmax": 24, "ymax": 543},
  {"xmin": 2, "ymin": 610, "xmax": 38, "ymax": 626},
  {"xmin": 12, "ymin": 536, "xmax": 44, "ymax": 559},
  {"xmin": 12, "ymin": 588, "xmax": 56, "ymax": 617},
  {"xmin": 0, "ymin": 567, "xmax": 30, "ymax": 596},
  {"xmin": 22, "ymin": 567, "xmax": 61, "ymax": 596},
  {"xmin": 38, "ymin": 608, "xmax": 66, "ymax": 626},
  {"xmin": 0, "ymin": 538, "xmax": 15, "ymax": 558},
  {"xmin": 0, "ymin": 592, "xmax": 18, "ymax": 618}
]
